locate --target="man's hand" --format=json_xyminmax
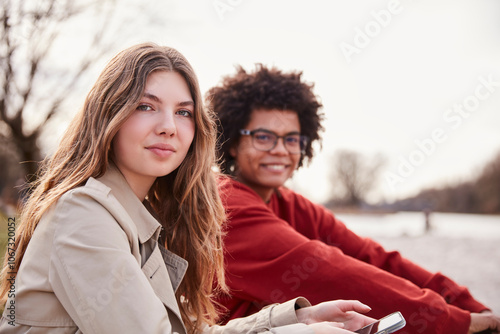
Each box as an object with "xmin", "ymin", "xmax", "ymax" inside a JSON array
[{"xmin": 469, "ymin": 311, "xmax": 500, "ymax": 334}]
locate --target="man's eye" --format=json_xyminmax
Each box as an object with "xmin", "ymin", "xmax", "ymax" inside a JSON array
[
  {"xmin": 285, "ymin": 136, "xmax": 300, "ymax": 144},
  {"xmin": 255, "ymin": 134, "xmax": 273, "ymax": 141}
]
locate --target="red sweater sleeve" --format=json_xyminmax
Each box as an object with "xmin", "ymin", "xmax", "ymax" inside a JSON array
[{"xmin": 217, "ymin": 178, "xmax": 488, "ymax": 334}]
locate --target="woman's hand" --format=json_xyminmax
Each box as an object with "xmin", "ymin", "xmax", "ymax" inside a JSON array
[
  {"xmin": 307, "ymin": 322, "xmax": 361, "ymax": 334},
  {"xmin": 297, "ymin": 300, "xmax": 375, "ymax": 331},
  {"xmin": 468, "ymin": 311, "xmax": 500, "ymax": 333}
]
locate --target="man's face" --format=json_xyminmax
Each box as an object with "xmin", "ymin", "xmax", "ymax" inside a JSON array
[{"xmin": 230, "ymin": 109, "xmax": 302, "ymax": 201}]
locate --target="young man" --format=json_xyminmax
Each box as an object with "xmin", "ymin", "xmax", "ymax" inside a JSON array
[{"xmin": 206, "ymin": 64, "xmax": 500, "ymax": 334}]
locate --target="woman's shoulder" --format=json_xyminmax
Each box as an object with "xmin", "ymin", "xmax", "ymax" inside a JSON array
[
  {"xmin": 54, "ymin": 177, "xmax": 115, "ymax": 214},
  {"xmin": 29, "ymin": 178, "xmax": 129, "ymax": 263},
  {"xmin": 57, "ymin": 168, "xmax": 138, "ymax": 218},
  {"xmin": 51, "ymin": 178, "xmax": 118, "ymax": 226},
  {"xmin": 46, "ymin": 177, "xmax": 139, "ymax": 251},
  {"xmin": 61, "ymin": 176, "xmax": 111, "ymax": 199},
  {"xmin": 52, "ymin": 173, "xmax": 144, "ymax": 236}
]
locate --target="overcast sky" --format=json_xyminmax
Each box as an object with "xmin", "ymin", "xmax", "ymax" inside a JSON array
[{"xmin": 44, "ymin": 0, "xmax": 500, "ymax": 203}]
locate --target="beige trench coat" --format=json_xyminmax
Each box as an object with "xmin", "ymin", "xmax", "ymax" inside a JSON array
[{"xmin": 0, "ymin": 165, "xmax": 313, "ymax": 333}]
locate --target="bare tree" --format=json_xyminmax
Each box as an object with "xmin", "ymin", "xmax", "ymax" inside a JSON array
[
  {"xmin": 0, "ymin": 131, "xmax": 24, "ymax": 209},
  {"xmin": 475, "ymin": 151, "xmax": 500, "ymax": 213},
  {"xmin": 390, "ymin": 150, "xmax": 500, "ymax": 214},
  {"xmin": 0, "ymin": 0, "xmax": 121, "ymax": 179},
  {"xmin": 328, "ymin": 150, "xmax": 385, "ymax": 207}
]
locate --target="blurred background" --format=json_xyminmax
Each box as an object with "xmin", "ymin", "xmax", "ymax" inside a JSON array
[{"xmin": 1, "ymin": 0, "xmax": 499, "ymax": 312}]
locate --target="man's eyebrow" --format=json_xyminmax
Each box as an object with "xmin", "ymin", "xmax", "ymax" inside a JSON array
[
  {"xmin": 285, "ymin": 131, "xmax": 301, "ymax": 135},
  {"xmin": 254, "ymin": 128, "xmax": 301, "ymax": 136}
]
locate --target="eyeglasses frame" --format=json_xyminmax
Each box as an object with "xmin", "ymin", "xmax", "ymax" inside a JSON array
[{"xmin": 239, "ymin": 128, "xmax": 309, "ymax": 154}]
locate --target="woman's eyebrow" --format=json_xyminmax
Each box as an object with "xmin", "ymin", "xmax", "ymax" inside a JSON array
[
  {"xmin": 178, "ymin": 100, "xmax": 194, "ymax": 107},
  {"xmin": 143, "ymin": 92, "xmax": 161, "ymax": 103},
  {"xmin": 142, "ymin": 93, "xmax": 193, "ymax": 107}
]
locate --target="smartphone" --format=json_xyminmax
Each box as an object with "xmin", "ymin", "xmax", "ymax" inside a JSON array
[{"xmin": 354, "ymin": 311, "xmax": 406, "ymax": 334}]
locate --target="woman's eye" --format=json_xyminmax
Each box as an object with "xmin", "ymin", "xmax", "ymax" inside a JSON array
[
  {"xmin": 137, "ymin": 104, "xmax": 153, "ymax": 112},
  {"xmin": 177, "ymin": 109, "xmax": 193, "ymax": 117},
  {"xmin": 285, "ymin": 136, "xmax": 300, "ymax": 144}
]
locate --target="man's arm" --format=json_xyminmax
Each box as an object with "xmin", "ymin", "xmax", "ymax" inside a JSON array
[
  {"xmin": 220, "ymin": 181, "xmax": 475, "ymax": 334},
  {"xmin": 281, "ymin": 188, "xmax": 488, "ymax": 314}
]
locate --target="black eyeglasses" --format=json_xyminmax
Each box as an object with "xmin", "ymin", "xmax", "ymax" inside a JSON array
[{"xmin": 239, "ymin": 129, "xmax": 309, "ymax": 154}]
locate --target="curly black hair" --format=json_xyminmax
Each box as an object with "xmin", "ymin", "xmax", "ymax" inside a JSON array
[{"xmin": 206, "ymin": 64, "xmax": 324, "ymax": 174}]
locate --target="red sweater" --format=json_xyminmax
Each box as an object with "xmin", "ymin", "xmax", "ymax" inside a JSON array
[{"xmin": 217, "ymin": 177, "xmax": 488, "ymax": 334}]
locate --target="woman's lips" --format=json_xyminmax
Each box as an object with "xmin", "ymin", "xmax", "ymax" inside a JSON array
[{"xmin": 146, "ymin": 143, "xmax": 175, "ymax": 158}]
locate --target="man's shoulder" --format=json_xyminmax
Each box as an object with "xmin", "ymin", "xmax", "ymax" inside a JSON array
[
  {"xmin": 275, "ymin": 186, "xmax": 311, "ymax": 203},
  {"xmin": 217, "ymin": 176, "xmax": 259, "ymax": 198},
  {"xmin": 274, "ymin": 186, "xmax": 331, "ymax": 217}
]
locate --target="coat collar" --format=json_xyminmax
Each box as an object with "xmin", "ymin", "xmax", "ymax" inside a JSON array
[
  {"xmin": 159, "ymin": 244, "xmax": 189, "ymax": 293},
  {"xmin": 97, "ymin": 163, "xmax": 161, "ymax": 244},
  {"xmin": 96, "ymin": 163, "xmax": 189, "ymax": 290}
]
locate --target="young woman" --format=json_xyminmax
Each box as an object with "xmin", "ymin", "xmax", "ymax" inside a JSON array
[
  {"xmin": 0, "ymin": 43, "xmax": 373, "ymax": 333},
  {"xmin": 207, "ymin": 64, "xmax": 500, "ymax": 334}
]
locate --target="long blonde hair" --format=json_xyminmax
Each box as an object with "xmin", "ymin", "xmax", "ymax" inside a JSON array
[{"xmin": 0, "ymin": 43, "xmax": 227, "ymax": 333}]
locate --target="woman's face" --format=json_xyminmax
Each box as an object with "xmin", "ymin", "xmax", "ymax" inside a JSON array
[
  {"xmin": 113, "ymin": 71, "xmax": 195, "ymax": 199},
  {"xmin": 229, "ymin": 109, "xmax": 301, "ymax": 202}
]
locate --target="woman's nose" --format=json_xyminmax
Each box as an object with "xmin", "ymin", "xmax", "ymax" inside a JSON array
[{"xmin": 156, "ymin": 111, "xmax": 176, "ymax": 136}]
